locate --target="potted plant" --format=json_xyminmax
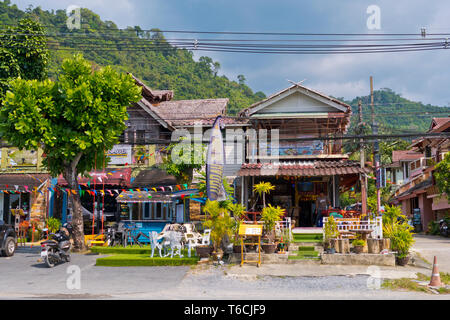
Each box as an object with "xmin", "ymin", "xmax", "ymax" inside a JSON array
[
  {"xmin": 382, "ymin": 205, "xmax": 415, "ymax": 266},
  {"xmin": 229, "ymin": 203, "xmax": 247, "ymax": 254},
  {"xmin": 260, "ymin": 204, "xmax": 284, "ymax": 254},
  {"xmin": 201, "ymin": 200, "xmax": 235, "ymax": 260},
  {"xmin": 323, "ymin": 216, "xmax": 339, "ymax": 252},
  {"xmin": 352, "ymin": 239, "xmax": 366, "ymax": 254}
]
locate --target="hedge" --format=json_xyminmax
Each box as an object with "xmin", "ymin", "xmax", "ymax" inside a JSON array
[{"xmin": 95, "ymin": 254, "xmax": 199, "ymax": 267}]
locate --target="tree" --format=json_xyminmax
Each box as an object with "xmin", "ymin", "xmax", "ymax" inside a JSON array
[
  {"xmin": 253, "ymin": 181, "xmax": 275, "ymax": 208},
  {"xmin": 435, "ymin": 153, "xmax": 450, "ymax": 203},
  {"xmin": 0, "ymin": 54, "xmax": 141, "ymax": 251},
  {"xmin": 0, "ymin": 18, "xmax": 49, "ymax": 98},
  {"xmin": 161, "ymin": 139, "xmax": 206, "ymax": 185}
]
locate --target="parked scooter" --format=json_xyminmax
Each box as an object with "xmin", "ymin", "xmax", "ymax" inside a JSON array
[
  {"xmin": 440, "ymin": 218, "xmax": 449, "ymax": 237},
  {"xmin": 40, "ymin": 223, "xmax": 73, "ymax": 267}
]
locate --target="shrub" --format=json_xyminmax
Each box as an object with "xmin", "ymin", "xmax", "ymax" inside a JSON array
[
  {"xmin": 260, "ymin": 204, "xmax": 284, "ymax": 243},
  {"xmin": 352, "ymin": 239, "xmax": 366, "ymax": 247},
  {"xmin": 323, "ymin": 216, "xmax": 339, "ymax": 245},
  {"xmin": 46, "ymin": 217, "xmax": 61, "ymax": 233}
]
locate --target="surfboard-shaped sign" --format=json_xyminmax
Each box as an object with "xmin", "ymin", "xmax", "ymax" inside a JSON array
[{"xmin": 206, "ymin": 116, "xmax": 227, "ymax": 201}]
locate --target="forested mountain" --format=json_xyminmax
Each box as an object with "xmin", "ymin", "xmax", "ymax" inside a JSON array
[
  {"xmin": 0, "ymin": 1, "xmax": 265, "ymax": 115},
  {"xmin": 1, "ymin": 1, "xmax": 449, "ymax": 124},
  {"xmin": 341, "ymin": 88, "xmax": 450, "ymax": 133}
]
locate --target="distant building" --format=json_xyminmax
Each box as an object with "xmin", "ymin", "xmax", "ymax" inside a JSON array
[{"xmin": 391, "ymin": 117, "xmax": 450, "ymax": 230}]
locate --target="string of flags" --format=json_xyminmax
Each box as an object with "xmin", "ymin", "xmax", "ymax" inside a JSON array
[{"xmin": 0, "ymin": 183, "xmax": 192, "ymax": 197}]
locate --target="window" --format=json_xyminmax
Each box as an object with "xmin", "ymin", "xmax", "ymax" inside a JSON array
[
  {"xmin": 136, "ymin": 130, "xmax": 146, "ymax": 144},
  {"xmin": 156, "ymin": 203, "xmax": 162, "ymax": 219},
  {"xmin": 143, "ymin": 203, "xmax": 151, "ymax": 219}
]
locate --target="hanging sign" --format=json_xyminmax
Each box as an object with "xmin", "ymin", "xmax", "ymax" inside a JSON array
[
  {"xmin": 106, "ymin": 144, "xmax": 132, "ymax": 165},
  {"xmin": 206, "ymin": 116, "xmax": 227, "ymax": 201}
]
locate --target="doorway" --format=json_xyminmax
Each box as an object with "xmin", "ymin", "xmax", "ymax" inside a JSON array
[{"xmin": 298, "ymin": 201, "xmax": 315, "ymax": 227}]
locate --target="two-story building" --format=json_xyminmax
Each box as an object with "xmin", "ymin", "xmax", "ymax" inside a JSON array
[
  {"xmin": 235, "ymin": 83, "xmax": 371, "ymax": 228},
  {"xmin": 392, "ymin": 117, "xmax": 450, "ymax": 230}
]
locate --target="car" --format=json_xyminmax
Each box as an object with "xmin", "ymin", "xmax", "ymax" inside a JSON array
[{"xmin": 0, "ymin": 220, "xmax": 17, "ymax": 257}]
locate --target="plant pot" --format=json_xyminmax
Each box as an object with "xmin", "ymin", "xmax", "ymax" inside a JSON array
[
  {"xmin": 261, "ymin": 243, "xmax": 277, "ymax": 254},
  {"xmin": 354, "ymin": 245, "xmax": 364, "ymax": 254},
  {"xmin": 196, "ymin": 246, "xmax": 213, "ymax": 258},
  {"xmin": 395, "ymin": 255, "xmax": 410, "ymax": 266}
]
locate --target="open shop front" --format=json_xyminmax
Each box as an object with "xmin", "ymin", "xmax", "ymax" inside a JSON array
[
  {"xmin": 114, "ymin": 189, "xmax": 197, "ymax": 242},
  {"xmin": 239, "ymin": 161, "xmax": 369, "ymax": 228}
]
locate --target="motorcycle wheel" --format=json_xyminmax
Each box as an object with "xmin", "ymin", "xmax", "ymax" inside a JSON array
[
  {"xmin": 64, "ymin": 254, "xmax": 71, "ymax": 262},
  {"xmin": 45, "ymin": 255, "xmax": 55, "ymax": 268}
]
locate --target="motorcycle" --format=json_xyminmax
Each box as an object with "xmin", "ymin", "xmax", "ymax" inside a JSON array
[
  {"xmin": 440, "ymin": 218, "xmax": 449, "ymax": 237},
  {"xmin": 40, "ymin": 223, "xmax": 73, "ymax": 268}
]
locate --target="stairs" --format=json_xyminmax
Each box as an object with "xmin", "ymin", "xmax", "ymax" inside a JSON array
[{"xmin": 288, "ymin": 232, "xmax": 323, "ymax": 262}]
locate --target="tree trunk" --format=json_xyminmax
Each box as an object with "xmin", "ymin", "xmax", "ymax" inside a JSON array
[{"xmin": 63, "ymin": 163, "xmax": 86, "ymax": 252}]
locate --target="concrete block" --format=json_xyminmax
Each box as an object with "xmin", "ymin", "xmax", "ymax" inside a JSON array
[{"xmin": 321, "ymin": 253, "xmax": 396, "ymax": 266}]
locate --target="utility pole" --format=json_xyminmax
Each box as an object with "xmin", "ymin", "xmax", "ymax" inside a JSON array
[
  {"xmin": 359, "ymin": 100, "xmax": 367, "ymax": 215},
  {"xmin": 370, "ymin": 76, "xmax": 381, "ymax": 217}
]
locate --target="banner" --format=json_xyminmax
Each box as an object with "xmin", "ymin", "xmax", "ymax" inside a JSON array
[{"xmin": 206, "ymin": 116, "xmax": 227, "ymax": 201}]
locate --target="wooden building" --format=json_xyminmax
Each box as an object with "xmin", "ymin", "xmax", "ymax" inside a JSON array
[{"xmin": 236, "ymin": 83, "xmax": 371, "ymax": 227}]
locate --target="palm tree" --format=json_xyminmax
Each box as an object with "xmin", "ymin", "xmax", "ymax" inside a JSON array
[{"xmin": 253, "ymin": 181, "xmax": 275, "ymax": 208}]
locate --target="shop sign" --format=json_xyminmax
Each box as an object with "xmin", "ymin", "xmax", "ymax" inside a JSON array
[
  {"xmin": 107, "ymin": 145, "xmax": 132, "ymax": 165},
  {"xmin": 239, "ymin": 224, "xmax": 263, "ymax": 236}
]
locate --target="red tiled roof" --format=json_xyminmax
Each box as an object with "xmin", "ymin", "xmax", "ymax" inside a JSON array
[
  {"xmin": 392, "ymin": 150, "xmax": 423, "ymax": 162},
  {"xmin": 238, "ymin": 160, "xmax": 370, "ymax": 177},
  {"xmin": 429, "ymin": 117, "xmax": 450, "ymax": 132},
  {"xmin": 173, "ymin": 116, "xmax": 249, "ymax": 127}
]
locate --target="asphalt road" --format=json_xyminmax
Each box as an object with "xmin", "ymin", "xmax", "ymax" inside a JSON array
[
  {"xmin": 0, "ymin": 246, "xmax": 448, "ymax": 300},
  {"xmin": 411, "ymin": 234, "xmax": 450, "ymax": 273}
]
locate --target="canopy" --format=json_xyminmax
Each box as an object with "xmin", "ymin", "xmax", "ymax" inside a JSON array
[{"xmin": 116, "ymin": 189, "xmax": 199, "ymax": 203}]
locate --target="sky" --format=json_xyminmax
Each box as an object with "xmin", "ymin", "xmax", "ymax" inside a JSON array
[{"xmin": 9, "ymin": 0, "xmax": 450, "ymax": 107}]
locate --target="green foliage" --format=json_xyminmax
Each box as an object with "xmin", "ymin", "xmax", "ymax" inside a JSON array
[
  {"xmin": 95, "ymin": 254, "xmax": 199, "ymax": 266},
  {"xmin": 427, "ymin": 220, "xmax": 441, "ymax": 235},
  {"xmin": 202, "ymin": 200, "xmax": 235, "ymax": 251},
  {"xmin": 260, "ymin": 204, "xmax": 284, "ymax": 242},
  {"xmin": 323, "ymin": 216, "xmax": 339, "ymax": 243},
  {"xmin": 253, "ymin": 181, "xmax": 275, "ymax": 207},
  {"xmin": 46, "ymin": 217, "xmax": 61, "ymax": 233},
  {"xmin": 0, "ymin": 3, "xmax": 265, "ymax": 115},
  {"xmin": 160, "ymin": 139, "xmax": 206, "ymax": 185},
  {"xmin": 352, "ymin": 239, "xmax": 366, "ymax": 247},
  {"xmin": 0, "ymin": 53, "xmax": 142, "ymax": 177},
  {"xmin": 382, "ymin": 205, "xmax": 415, "ymax": 258},
  {"xmin": 434, "ymin": 153, "xmax": 450, "ymax": 201}
]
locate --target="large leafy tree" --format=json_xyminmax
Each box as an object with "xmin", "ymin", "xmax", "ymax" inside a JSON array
[{"xmin": 0, "ymin": 54, "xmax": 141, "ymax": 250}]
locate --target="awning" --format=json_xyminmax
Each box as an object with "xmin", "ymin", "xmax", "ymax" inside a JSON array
[
  {"xmin": 0, "ymin": 173, "xmax": 51, "ymax": 191},
  {"xmin": 117, "ymin": 189, "xmax": 199, "ymax": 203},
  {"xmin": 238, "ymin": 160, "xmax": 370, "ymax": 177},
  {"xmin": 57, "ymin": 168, "xmax": 131, "ymax": 187}
]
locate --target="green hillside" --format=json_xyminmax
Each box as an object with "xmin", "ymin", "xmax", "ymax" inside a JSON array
[
  {"xmin": 1, "ymin": 1, "xmax": 449, "ymax": 124},
  {"xmin": 0, "ymin": 1, "xmax": 265, "ymax": 115},
  {"xmin": 342, "ymin": 88, "xmax": 450, "ymax": 133}
]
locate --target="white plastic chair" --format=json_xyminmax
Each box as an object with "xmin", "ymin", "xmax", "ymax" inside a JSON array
[
  {"xmin": 199, "ymin": 229, "xmax": 211, "ymax": 246},
  {"xmin": 149, "ymin": 231, "xmax": 163, "ymax": 258},
  {"xmin": 168, "ymin": 231, "xmax": 184, "ymax": 258}
]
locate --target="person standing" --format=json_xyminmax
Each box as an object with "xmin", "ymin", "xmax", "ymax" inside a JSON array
[{"xmin": 315, "ymin": 192, "xmax": 329, "ymax": 226}]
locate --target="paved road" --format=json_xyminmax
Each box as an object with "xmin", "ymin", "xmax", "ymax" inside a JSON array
[
  {"xmin": 0, "ymin": 247, "xmax": 448, "ymax": 300},
  {"xmin": 411, "ymin": 234, "xmax": 450, "ymax": 273}
]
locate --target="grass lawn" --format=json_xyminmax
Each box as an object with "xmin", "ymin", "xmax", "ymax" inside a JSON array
[
  {"xmin": 382, "ymin": 272, "xmax": 450, "ymax": 294},
  {"xmin": 96, "ymin": 253, "xmax": 199, "ymax": 267}
]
